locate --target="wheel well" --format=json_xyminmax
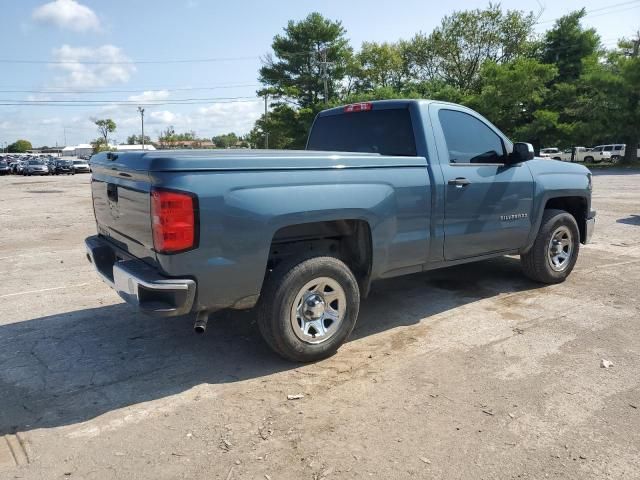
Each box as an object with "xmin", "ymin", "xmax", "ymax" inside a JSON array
[
  {"xmin": 544, "ymin": 197, "xmax": 587, "ymax": 242},
  {"xmin": 268, "ymin": 220, "xmax": 373, "ymax": 296}
]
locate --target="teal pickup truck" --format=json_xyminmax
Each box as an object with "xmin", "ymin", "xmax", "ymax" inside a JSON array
[{"xmin": 86, "ymin": 100, "xmax": 595, "ymax": 362}]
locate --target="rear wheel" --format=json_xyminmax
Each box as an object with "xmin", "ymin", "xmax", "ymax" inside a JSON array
[
  {"xmin": 584, "ymin": 155, "xmax": 595, "ymax": 163},
  {"xmin": 521, "ymin": 209, "xmax": 580, "ymax": 284},
  {"xmin": 257, "ymin": 255, "xmax": 360, "ymax": 362}
]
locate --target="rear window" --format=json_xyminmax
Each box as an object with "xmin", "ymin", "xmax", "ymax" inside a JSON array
[{"xmin": 307, "ymin": 108, "xmax": 417, "ymax": 156}]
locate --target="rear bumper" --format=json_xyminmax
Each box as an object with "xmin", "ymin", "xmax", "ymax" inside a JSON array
[
  {"xmin": 85, "ymin": 235, "xmax": 196, "ymax": 316},
  {"xmin": 585, "ymin": 210, "xmax": 596, "ymax": 244}
]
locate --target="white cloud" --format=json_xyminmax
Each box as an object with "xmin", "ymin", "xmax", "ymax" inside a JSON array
[
  {"xmin": 51, "ymin": 44, "xmax": 136, "ymax": 89},
  {"xmin": 196, "ymin": 100, "xmax": 263, "ymax": 133},
  {"xmin": 32, "ymin": 0, "xmax": 100, "ymax": 32},
  {"xmin": 127, "ymin": 90, "xmax": 170, "ymax": 103},
  {"xmin": 149, "ymin": 110, "xmax": 178, "ymax": 124}
]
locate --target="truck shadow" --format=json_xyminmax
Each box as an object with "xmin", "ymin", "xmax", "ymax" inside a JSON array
[
  {"xmin": 617, "ymin": 214, "xmax": 640, "ymax": 226},
  {"xmin": 0, "ymin": 256, "xmax": 540, "ymax": 436}
]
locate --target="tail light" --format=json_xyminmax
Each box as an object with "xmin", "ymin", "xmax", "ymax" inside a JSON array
[
  {"xmin": 151, "ymin": 188, "xmax": 198, "ymax": 254},
  {"xmin": 344, "ymin": 102, "xmax": 372, "ymax": 113}
]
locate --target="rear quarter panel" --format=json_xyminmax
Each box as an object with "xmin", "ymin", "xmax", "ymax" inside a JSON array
[{"xmin": 151, "ymin": 165, "xmax": 431, "ymax": 311}]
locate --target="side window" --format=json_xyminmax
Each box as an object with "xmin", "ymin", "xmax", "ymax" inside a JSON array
[
  {"xmin": 438, "ymin": 109, "xmax": 505, "ymax": 164},
  {"xmin": 614, "ymin": 145, "xmax": 623, "ymax": 151},
  {"xmin": 604, "ymin": 146, "xmax": 613, "ymax": 151}
]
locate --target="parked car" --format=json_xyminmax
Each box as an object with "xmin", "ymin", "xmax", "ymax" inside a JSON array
[
  {"xmin": 588, "ymin": 145, "xmax": 617, "ymax": 163},
  {"xmin": 560, "ymin": 147, "xmax": 611, "ymax": 163},
  {"xmin": 559, "ymin": 147, "xmax": 598, "ymax": 163},
  {"xmin": 0, "ymin": 159, "xmax": 10, "ymax": 175},
  {"xmin": 72, "ymin": 159, "xmax": 91, "ymax": 173},
  {"xmin": 54, "ymin": 159, "xmax": 75, "ymax": 175},
  {"xmin": 23, "ymin": 159, "xmax": 50, "ymax": 176},
  {"xmin": 591, "ymin": 144, "xmax": 640, "ymax": 162},
  {"xmin": 86, "ymin": 99, "xmax": 595, "ymax": 362},
  {"xmin": 45, "ymin": 158, "xmax": 56, "ymax": 174},
  {"xmin": 539, "ymin": 147, "xmax": 561, "ymax": 159}
]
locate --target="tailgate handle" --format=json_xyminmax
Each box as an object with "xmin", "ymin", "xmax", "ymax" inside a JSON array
[{"xmin": 107, "ymin": 183, "xmax": 118, "ymax": 202}]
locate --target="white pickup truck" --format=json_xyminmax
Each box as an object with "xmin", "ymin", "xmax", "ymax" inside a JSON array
[{"xmin": 559, "ymin": 147, "xmax": 611, "ymax": 163}]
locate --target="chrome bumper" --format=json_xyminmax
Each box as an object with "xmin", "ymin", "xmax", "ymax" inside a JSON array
[
  {"xmin": 85, "ymin": 235, "xmax": 196, "ymax": 316},
  {"xmin": 585, "ymin": 211, "xmax": 596, "ymax": 244}
]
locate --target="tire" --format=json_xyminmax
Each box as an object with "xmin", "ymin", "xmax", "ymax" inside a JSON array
[
  {"xmin": 584, "ymin": 156, "xmax": 594, "ymax": 163},
  {"xmin": 257, "ymin": 255, "xmax": 360, "ymax": 362},
  {"xmin": 521, "ymin": 209, "xmax": 580, "ymax": 284}
]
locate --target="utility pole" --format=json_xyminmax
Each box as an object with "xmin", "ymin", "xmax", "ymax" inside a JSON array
[
  {"xmin": 63, "ymin": 127, "xmax": 67, "ymax": 146},
  {"xmin": 264, "ymin": 94, "xmax": 269, "ymax": 149},
  {"xmin": 318, "ymin": 49, "xmax": 334, "ymax": 104},
  {"xmin": 137, "ymin": 106, "xmax": 145, "ymax": 150}
]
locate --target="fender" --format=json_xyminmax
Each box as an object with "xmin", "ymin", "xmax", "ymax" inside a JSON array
[{"xmin": 521, "ymin": 161, "xmax": 591, "ymax": 253}]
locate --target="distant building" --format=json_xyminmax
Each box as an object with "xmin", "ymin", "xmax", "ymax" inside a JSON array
[
  {"xmin": 61, "ymin": 146, "xmax": 76, "ymax": 156},
  {"xmin": 61, "ymin": 144, "xmax": 93, "ymax": 157}
]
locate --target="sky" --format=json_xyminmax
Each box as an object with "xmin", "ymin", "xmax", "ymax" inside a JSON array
[{"xmin": 0, "ymin": 0, "xmax": 638, "ymax": 148}]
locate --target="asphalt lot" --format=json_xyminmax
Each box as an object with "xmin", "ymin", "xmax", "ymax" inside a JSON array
[{"xmin": 1, "ymin": 170, "xmax": 639, "ymax": 479}]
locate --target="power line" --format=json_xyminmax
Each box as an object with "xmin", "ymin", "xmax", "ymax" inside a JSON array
[
  {"xmin": 536, "ymin": 0, "xmax": 640, "ymax": 24},
  {"xmin": 0, "ymin": 50, "xmax": 315, "ymax": 66},
  {"xmin": 0, "ymin": 97, "xmax": 262, "ymax": 107},
  {"xmin": 0, "ymin": 55, "xmax": 260, "ymax": 65},
  {"xmin": 0, "ymin": 83, "xmax": 261, "ymax": 94}
]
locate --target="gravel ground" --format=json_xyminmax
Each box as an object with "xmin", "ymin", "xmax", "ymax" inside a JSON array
[{"xmin": 0, "ymin": 170, "xmax": 639, "ymax": 479}]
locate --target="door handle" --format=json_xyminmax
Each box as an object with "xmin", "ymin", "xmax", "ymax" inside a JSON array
[{"xmin": 448, "ymin": 177, "xmax": 471, "ymax": 187}]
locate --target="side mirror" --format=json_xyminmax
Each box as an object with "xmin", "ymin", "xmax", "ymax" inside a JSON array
[{"xmin": 511, "ymin": 142, "xmax": 535, "ymax": 163}]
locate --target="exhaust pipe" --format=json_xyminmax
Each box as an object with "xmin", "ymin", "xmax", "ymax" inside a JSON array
[{"xmin": 194, "ymin": 311, "xmax": 209, "ymax": 334}]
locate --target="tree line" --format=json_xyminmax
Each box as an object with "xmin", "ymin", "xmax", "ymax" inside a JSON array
[{"xmin": 246, "ymin": 7, "xmax": 640, "ymax": 164}]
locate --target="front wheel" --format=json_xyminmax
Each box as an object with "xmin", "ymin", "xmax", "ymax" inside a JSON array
[
  {"xmin": 521, "ymin": 209, "xmax": 580, "ymax": 284},
  {"xmin": 257, "ymin": 256, "xmax": 360, "ymax": 362}
]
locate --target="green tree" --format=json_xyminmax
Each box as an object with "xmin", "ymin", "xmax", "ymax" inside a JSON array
[
  {"xmin": 8, "ymin": 139, "xmax": 33, "ymax": 153},
  {"xmin": 541, "ymin": 9, "xmax": 600, "ymax": 83},
  {"xmin": 259, "ymin": 12, "xmax": 352, "ymax": 107},
  {"xmin": 413, "ymin": 4, "xmax": 537, "ymax": 92},
  {"xmin": 582, "ymin": 36, "xmax": 640, "ymax": 164},
  {"xmin": 91, "ymin": 137, "xmax": 114, "ymax": 154},
  {"xmin": 93, "ymin": 118, "xmax": 116, "ymax": 145},
  {"xmin": 157, "ymin": 126, "xmax": 175, "ymax": 148},
  {"xmin": 348, "ymin": 42, "xmax": 409, "ymax": 92},
  {"xmin": 126, "ymin": 134, "xmax": 151, "ymax": 145},
  {"xmin": 469, "ymin": 58, "xmax": 559, "ymax": 146},
  {"xmin": 248, "ymin": 104, "xmax": 317, "ymax": 150},
  {"xmin": 212, "ymin": 133, "xmax": 239, "ymax": 148}
]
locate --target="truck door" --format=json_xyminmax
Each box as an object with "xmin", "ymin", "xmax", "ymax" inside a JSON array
[{"xmin": 429, "ymin": 105, "xmax": 534, "ymax": 261}]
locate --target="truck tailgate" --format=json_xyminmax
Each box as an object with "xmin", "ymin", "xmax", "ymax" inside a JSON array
[{"xmin": 90, "ymin": 153, "xmax": 156, "ymax": 264}]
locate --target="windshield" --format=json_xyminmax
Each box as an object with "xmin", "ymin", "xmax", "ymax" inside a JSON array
[
  {"xmin": 58, "ymin": 160, "xmax": 72, "ymax": 165},
  {"xmin": 28, "ymin": 160, "xmax": 44, "ymax": 165},
  {"xmin": 307, "ymin": 108, "xmax": 417, "ymax": 156},
  {"xmin": 73, "ymin": 160, "xmax": 85, "ymax": 165}
]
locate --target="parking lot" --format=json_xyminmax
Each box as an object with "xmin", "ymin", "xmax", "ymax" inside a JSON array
[{"xmin": 1, "ymin": 171, "xmax": 639, "ymax": 479}]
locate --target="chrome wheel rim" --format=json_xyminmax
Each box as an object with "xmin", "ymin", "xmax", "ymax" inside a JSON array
[
  {"xmin": 548, "ymin": 226, "xmax": 573, "ymax": 271},
  {"xmin": 290, "ymin": 277, "xmax": 346, "ymax": 345}
]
